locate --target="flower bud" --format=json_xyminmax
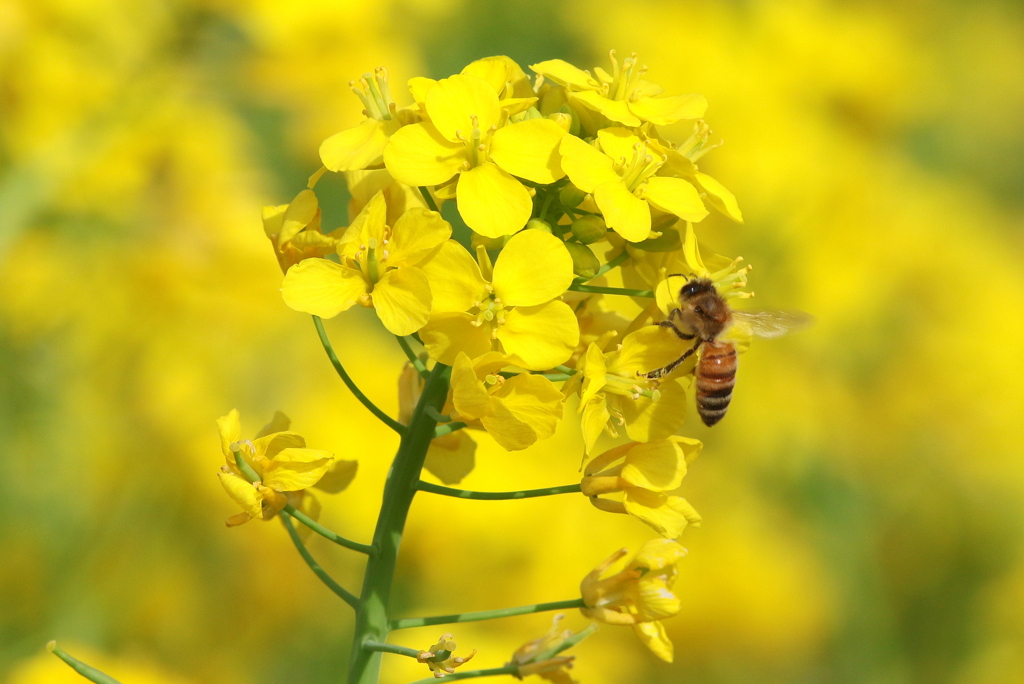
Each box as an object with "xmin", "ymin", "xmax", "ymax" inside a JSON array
[
  {"xmin": 559, "ymin": 185, "xmax": 586, "ymax": 209},
  {"xmin": 565, "ymin": 242, "xmax": 600, "ymax": 279},
  {"xmin": 570, "ymin": 215, "xmax": 607, "ymax": 244},
  {"xmin": 471, "ymin": 232, "xmax": 509, "ymax": 251},
  {"xmin": 527, "ymin": 218, "xmax": 555, "ymax": 234},
  {"xmin": 548, "ymin": 111, "xmax": 572, "ymax": 132}
]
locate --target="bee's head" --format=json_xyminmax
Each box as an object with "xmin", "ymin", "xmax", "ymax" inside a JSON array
[{"xmin": 678, "ymin": 277, "xmax": 716, "ymax": 301}]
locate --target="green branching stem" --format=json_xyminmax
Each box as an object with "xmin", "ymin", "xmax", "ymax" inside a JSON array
[
  {"xmin": 47, "ymin": 643, "xmax": 122, "ymax": 684},
  {"xmin": 280, "ymin": 512, "xmax": 359, "ymax": 608},
  {"xmin": 363, "ymin": 641, "xmax": 421, "ymax": 658},
  {"xmin": 389, "ymin": 598, "xmax": 587, "ymax": 631},
  {"xmin": 434, "ymin": 421, "xmax": 467, "ymax": 438},
  {"xmin": 313, "ymin": 316, "xmax": 405, "ymax": 435},
  {"xmin": 396, "ymin": 335, "xmax": 428, "ymax": 377},
  {"xmin": 231, "ymin": 450, "xmax": 374, "ymax": 555},
  {"xmin": 577, "ymin": 250, "xmax": 630, "ymax": 283},
  {"xmin": 408, "ymin": 667, "xmax": 518, "ymax": 683},
  {"xmin": 567, "ymin": 282, "xmax": 654, "ymax": 298},
  {"xmin": 419, "ymin": 187, "xmax": 440, "ymax": 212},
  {"xmin": 416, "ymin": 481, "xmax": 581, "ymax": 500}
]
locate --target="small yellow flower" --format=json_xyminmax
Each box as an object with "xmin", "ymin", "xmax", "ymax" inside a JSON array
[
  {"xmin": 216, "ymin": 410, "xmax": 354, "ymax": 527},
  {"xmin": 418, "ymin": 229, "xmax": 579, "ymax": 370},
  {"xmin": 559, "ymin": 127, "xmax": 708, "ymax": 242},
  {"xmin": 319, "ymin": 68, "xmax": 420, "ymax": 172},
  {"xmin": 532, "ymin": 51, "xmax": 707, "ymax": 128},
  {"xmin": 262, "ymin": 188, "xmax": 337, "ymax": 273},
  {"xmin": 581, "ymin": 439, "xmax": 702, "ymax": 538},
  {"xmin": 447, "ymin": 351, "xmax": 563, "ymax": 451},
  {"xmin": 346, "ymin": 167, "xmax": 429, "ymax": 226},
  {"xmin": 507, "ymin": 614, "xmax": 592, "ymax": 684},
  {"xmin": 417, "ymin": 633, "xmax": 476, "ymax": 678},
  {"xmin": 281, "ymin": 191, "xmax": 451, "ymax": 335},
  {"xmin": 577, "ymin": 326, "xmax": 693, "ymax": 454},
  {"xmin": 384, "ymin": 71, "xmax": 567, "ymax": 237},
  {"xmin": 399, "ymin": 361, "xmax": 477, "ymax": 484},
  {"xmin": 579, "ymin": 539, "xmax": 687, "ymax": 662}
]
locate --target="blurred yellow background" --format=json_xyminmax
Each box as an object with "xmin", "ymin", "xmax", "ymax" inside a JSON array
[{"xmin": 3, "ymin": 0, "xmax": 1024, "ymax": 682}]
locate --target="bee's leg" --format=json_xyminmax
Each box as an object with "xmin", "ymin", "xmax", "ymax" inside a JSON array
[
  {"xmin": 639, "ymin": 339, "xmax": 701, "ymax": 379},
  {"xmin": 658, "ymin": 315, "xmax": 695, "ymax": 341}
]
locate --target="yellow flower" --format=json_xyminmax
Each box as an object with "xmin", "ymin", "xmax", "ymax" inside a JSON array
[
  {"xmin": 280, "ymin": 191, "xmax": 451, "ymax": 335},
  {"xmin": 447, "ymin": 351, "xmax": 563, "ymax": 451},
  {"xmin": 577, "ymin": 326, "xmax": 693, "ymax": 454},
  {"xmin": 579, "ymin": 539, "xmax": 687, "ymax": 662},
  {"xmin": 345, "ymin": 167, "xmax": 428, "ymax": 226},
  {"xmin": 531, "ymin": 51, "xmax": 707, "ymax": 128},
  {"xmin": 559, "ymin": 127, "xmax": 708, "ymax": 242},
  {"xmin": 507, "ymin": 614, "xmax": 592, "ymax": 684},
  {"xmin": 216, "ymin": 410, "xmax": 354, "ymax": 527},
  {"xmin": 383, "ymin": 72, "xmax": 567, "ymax": 238},
  {"xmin": 262, "ymin": 188, "xmax": 337, "ymax": 273},
  {"xmin": 648, "ymin": 121, "xmax": 743, "ymax": 222},
  {"xmin": 399, "ymin": 361, "xmax": 477, "ymax": 484},
  {"xmin": 417, "ymin": 633, "xmax": 476, "ymax": 678},
  {"xmin": 418, "ymin": 229, "xmax": 579, "ymax": 370},
  {"xmin": 319, "ymin": 68, "xmax": 420, "ymax": 172},
  {"xmin": 581, "ymin": 439, "xmax": 702, "ymax": 538}
]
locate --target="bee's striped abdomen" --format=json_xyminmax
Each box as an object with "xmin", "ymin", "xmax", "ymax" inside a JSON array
[{"xmin": 696, "ymin": 341, "xmax": 737, "ymax": 426}]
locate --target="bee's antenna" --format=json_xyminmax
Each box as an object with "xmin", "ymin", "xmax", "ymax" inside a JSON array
[{"xmin": 664, "ymin": 272, "xmax": 691, "ymax": 280}]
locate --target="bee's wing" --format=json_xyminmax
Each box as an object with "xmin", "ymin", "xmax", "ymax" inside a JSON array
[{"xmin": 731, "ymin": 310, "xmax": 813, "ymax": 338}]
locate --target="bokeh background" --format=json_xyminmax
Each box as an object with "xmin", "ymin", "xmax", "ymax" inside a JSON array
[{"xmin": 3, "ymin": 0, "xmax": 1024, "ymax": 682}]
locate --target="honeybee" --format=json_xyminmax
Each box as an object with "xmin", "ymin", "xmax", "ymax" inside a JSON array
[{"xmin": 640, "ymin": 276, "xmax": 809, "ymax": 426}]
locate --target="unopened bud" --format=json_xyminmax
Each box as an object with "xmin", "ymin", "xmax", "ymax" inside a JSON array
[
  {"xmin": 570, "ymin": 215, "xmax": 607, "ymax": 244},
  {"xmin": 559, "ymin": 185, "xmax": 586, "ymax": 209},
  {"xmin": 564, "ymin": 242, "xmax": 601, "ymax": 279},
  {"xmin": 526, "ymin": 218, "xmax": 555, "ymax": 234},
  {"xmin": 548, "ymin": 111, "xmax": 572, "ymax": 132}
]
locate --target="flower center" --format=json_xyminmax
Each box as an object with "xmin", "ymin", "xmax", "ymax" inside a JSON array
[
  {"xmin": 351, "ymin": 67, "xmax": 395, "ymax": 121},
  {"xmin": 455, "ymin": 115, "xmax": 496, "ymax": 168},
  {"xmin": 616, "ymin": 143, "xmax": 664, "ymax": 192},
  {"xmin": 605, "ymin": 50, "xmax": 647, "ymax": 102},
  {"xmin": 358, "ymin": 230, "xmax": 392, "ymax": 286},
  {"xmin": 469, "ymin": 287, "xmax": 507, "ymax": 336}
]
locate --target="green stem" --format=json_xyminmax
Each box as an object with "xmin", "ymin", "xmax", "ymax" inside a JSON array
[
  {"xmin": 363, "ymin": 641, "xmax": 421, "ymax": 658},
  {"xmin": 419, "ymin": 187, "xmax": 439, "ymax": 212},
  {"xmin": 434, "ymin": 421, "xmax": 467, "ymax": 438},
  {"xmin": 540, "ymin": 373, "xmax": 573, "ymax": 382},
  {"xmin": 390, "ymin": 597, "xmax": 586, "ymax": 631},
  {"xmin": 417, "ymin": 481, "xmax": 581, "ymax": 500},
  {"xmin": 396, "ymin": 336, "xmax": 429, "ymax": 377},
  {"xmin": 280, "ymin": 512, "xmax": 359, "ymax": 608},
  {"xmin": 554, "ymin": 365, "xmax": 576, "ymax": 374},
  {"xmin": 425, "ymin": 406, "xmax": 451, "ymax": 423},
  {"xmin": 577, "ymin": 250, "xmax": 629, "ymax": 283},
  {"xmin": 408, "ymin": 667, "xmax": 518, "ymax": 683},
  {"xmin": 567, "ymin": 282, "xmax": 653, "ymax": 298},
  {"xmin": 47, "ymin": 643, "xmax": 122, "ymax": 684},
  {"xmin": 313, "ymin": 316, "xmax": 405, "ymax": 435},
  {"xmin": 347, "ymin": 364, "xmax": 451, "ymax": 684}
]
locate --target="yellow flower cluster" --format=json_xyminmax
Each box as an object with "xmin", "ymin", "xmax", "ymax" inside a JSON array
[{"xmin": 255, "ymin": 50, "xmax": 757, "ymax": 666}]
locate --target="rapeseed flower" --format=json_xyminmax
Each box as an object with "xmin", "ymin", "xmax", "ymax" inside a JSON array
[
  {"xmin": 447, "ymin": 351, "xmax": 563, "ymax": 451},
  {"xmin": 216, "ymin": 410, "xmax": 354, "ymax": 527},
  {"xmin": 417, "ymin": 633, "xmax": 476, "ymax": 678},
  {"xmin": 507, "ymin": 614, "xmax": 592, "ymax": 684},
  {"xmin": 582, "ymin": 439, "xmax": 702, "ymax": 538},
  {"xmin": 262, "ymin": 188, "xmax": 337, "ymax": 273},
  {"xmin": 384, "ymin": 72, "xmax": 567, "ymax": 237},
  {"xmin": 419, "ymin": 229, "xmax": 579, "ymax": 370},
  {"xmin": 281, "ymin": 191, "xmax": 450, "ymax": 335},
  {"xmin": 580, "ymin": 539, "xmax": 687, "ymax": 662}
]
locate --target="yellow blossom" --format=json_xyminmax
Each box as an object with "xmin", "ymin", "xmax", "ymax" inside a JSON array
[
  {"xmin": 447, "ymin": 351, "xmax": 563, "ymax": 451},
  {"xmin": 559, "ymin": 127, "xmax": 708, "ymax": 242},
  {"xmin": 216, "ymin": 410, "xmax": 354, "ymax": 528},
  {"xmin": 281, "ymin": 191, "xmax": 451, "ymax": 335},
  {"xmin": 418, "ymin": 229, "xmax": 579, "ymax": 370},
  {"xmin": 579, "ymin": 539, "xmax": 687, "ymax": 662},
  {"xmin": 577, "ymin": 325, "xmax": 693, "ymax": 454},
  {"xmin": 507, "ymin": 614, "xmax": 593, "ymax": 684},
  {"xmin": 262, "ymin": 188, "xmax": 337, "ymax": 273},
  {"xmin": 319, "ymin": 68, "xmax": 420, "ymax": 172},
  {"xmin": 345, "ymin": 167, "xmax": 428, "ymax": 225},
  {"xmin": 531, "ymin": 51, "xmax": 707, "ymax": 128},
  {"xmin": 383, "ymin": 71, "xmax": 568, "ymax": 237},
  {"xmin": 417, "ymin": 633, "xmax": 476, "ymax": 678},
  {"xmin": 399, "ymin": 361, "xmax": 477, "ymax": 484},
  {"xmin": 581, "ymin": 439, "xmax": 702, "ymax": 538}
]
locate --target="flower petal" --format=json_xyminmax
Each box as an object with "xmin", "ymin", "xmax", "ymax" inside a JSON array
[
  {"xmin": 529, "ymin": 59, "xmax": 601, "ymax": 89},
  {"xmin": 579, "ymin": 343, "xmax": 608, "ymax": 407},
  {"xmin": 372, "ymin": 267, "xmax": 432, "ymax": 336},
  {"xmin": 419, "ymin": 240, "xmax": 489, "ymax": 313},
  {"xmin": 425, "ymin": 431, "xmax": 477, "ymax": 484},
  {"xmin": 559, "ymin": 134, "xmax": 619, "ymax": 193},
  {"xmin": 641, "ymin": 177, "xmax": 708, "ymax": 223},
  {"xmin": 694, "ymin": 172, "xmax": 743, "ymax": 222},
  {"xmin": 456, "ymin": 162, "xmax": 532, "ymax": 237},
  {"xmin": 337, "ymin": 191, "xmax": 388, "ymax": 261},
  {"xmin": 490, "ymin": 118, "xmax": 566, "ymax": 184},
  {"xmin": 480, "ymin": 400, "xmax": 538, "ymax": 451},
  {"xmin": 620, "ymin": 440, "xmax": 689, "ymax": 491},
  {"xmin": 262, "ymin": 448, "xmax": 334, "ymax": 491},
  {"xmin": 623, "ymin": 489, "xmax": 699, "ymax": 538},
  {"xmin": 255, "ymin": 411, "xmax": 290, "ymax": 439},
  {"xmin": 496, "ymin": 300, "xmax": 579, "ymax": 370},
  {"xmin": 612, "ymin": 325, "xmax": 695, "ymax": 377},
  {"xmin": 451, "ymin": 352, "xmax": 492, "ymax": 421},
  {"xmin": 491, "ymin": 230, "xmax": 574, "ymax": 306},
  {"xmin": 571, "ymin": 90, "xmax": 641, "ymax": 127},
  {"xmin": 617, "ymin": 379, "xmax": 688, "ymax": 443},
  {"xmin": 314, "ymin": 459, "xmax": 358, "ymax": 493},
  {"xmin": 628, "ymin": 93, "xmax": 707, "ymax": 126},
  {"xmin": 595, "ymin": 127, "xmax": 641, "ymax": 164},
  {"xmin": 492, "ymin": 374, "xmax": 563, "ymax": 442},
  {"xmin": 632, "ymin": 621, "xmax": 674, "ymax": 663},
  {"xmin": 252, "ymin": 431, "xmax": 306, "ymax": 461},
  {"xmin": 218, "ymin": 409, "xmax": 241, "ymax": 462},
  {"xmin": 219, "ymin": 472, "xmax": 262, "ymax": 518},
  {"xmin": 320, "ymin": 119, "xmax": 388, "ymax": 172},
  {"xmin": 425, "ymin": 73, "xmax": 501, "ymax": 142},
  {"xmin": 462, "ymin": 56, "xmax": 531, "ymax": 98},
  {"xmin": 281, "ymin": 258, "xmax": 368, "ymax": 318},
  {"xmin": 389, "ymin": 208, "xmax": 452, "ymax": 268},
  {"xmin": 581, "ymin": 395, "xmax": 611, "ymax": 454},
  {"xmin": 384, "ymin": 122, "xmax": 465, "ymax": 186},
  {"xmin": 420, "ymin": 312, "xmax": 494, "ymax": 365},
  {"xmin": 280, "ymin": 189, "xmax": 319, "ymax": 243},
  {"xmin": 594, "ymin": 180, "xmax": 651, "ymax": 242}
]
